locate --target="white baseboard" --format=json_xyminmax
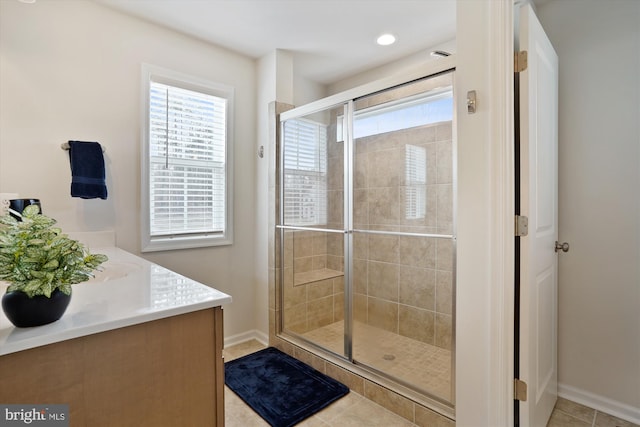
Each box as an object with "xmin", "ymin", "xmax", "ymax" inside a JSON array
[
  {"xmin": 224, "ymin": 329, "xmax": 268, "ymax": 348},
  {"xmin": 559, "ymin": 383, "xmax": 640, "ymax": 424}
]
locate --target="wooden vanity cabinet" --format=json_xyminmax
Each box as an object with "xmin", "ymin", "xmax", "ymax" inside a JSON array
[{"xmin": 0, "ymin": 307, "xmax": 225, "ymax": 426}]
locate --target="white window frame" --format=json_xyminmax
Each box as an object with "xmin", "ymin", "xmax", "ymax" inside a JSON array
[{"xmin": 141, "ymin": 64, "xmax": 234, "ymax": 252}]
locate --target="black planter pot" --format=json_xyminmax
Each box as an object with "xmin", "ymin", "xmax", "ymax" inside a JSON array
[{"xmin": 2, "ymin": 288, "xmax": 71, "ymax": 328}]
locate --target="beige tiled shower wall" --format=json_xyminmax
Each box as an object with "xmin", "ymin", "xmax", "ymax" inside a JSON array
[
  {"xmin": 282, "ymin": 230, "xmax": 345, "ymax": 334},
  {"xmin": 326, "ymin": 121, "xmax": 454, "ymax": 351}
]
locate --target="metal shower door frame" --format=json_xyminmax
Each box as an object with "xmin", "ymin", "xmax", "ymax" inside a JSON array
[{"xmin": 277, "ymin": 57, "xmax": 457, "ymax": 412}]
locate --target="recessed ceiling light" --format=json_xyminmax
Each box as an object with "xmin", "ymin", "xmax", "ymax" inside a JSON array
[
  {"xmin": 376, "ymin": 33, "xmax": 396, "ymax": 46},
  {"xmin": 18, "ymin": 0, "xmax": 37, "ymax": 3}
]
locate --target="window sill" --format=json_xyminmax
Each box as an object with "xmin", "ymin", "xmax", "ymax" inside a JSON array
[{"xmin": 141, "ymin": 234, "xmax": 232, "ymax": 252}]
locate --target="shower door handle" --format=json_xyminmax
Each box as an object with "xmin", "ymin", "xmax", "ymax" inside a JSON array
[{"xmin": 555, "ymin": 241, "xmax": 569, "ymax": 253}]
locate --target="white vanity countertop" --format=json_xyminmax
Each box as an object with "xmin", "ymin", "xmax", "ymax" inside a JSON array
[{"xmin": 0, "ymin": 246, "xmax": 232, "ymax": 356}]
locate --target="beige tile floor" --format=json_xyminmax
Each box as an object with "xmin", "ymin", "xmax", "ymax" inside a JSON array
[
  {"xmin": 224, "ymin": 340, "xmax": 639, "ymax": 427},
  {"xmin": 546, "ymin": 397, "xmax": 639, "ymax": 427}
]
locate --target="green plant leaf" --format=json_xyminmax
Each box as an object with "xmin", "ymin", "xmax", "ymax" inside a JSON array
[
  {"xmin": 43, "ymin": 259, "xmax": 59, "ymax": 270},
  {"xmin": 41, "ymin": 282, "xmax": 53, "ymax": 298},
  {"xmin": 22, "ymin": 204, "xmax": 40, "ymax": 218},
  {"xmin": 24, "ymin": 280, "xmax": 42, "ymax": 294},
  {"xmin": 0, "ymin": 210, "xmax": 107, "ymax": 299}
]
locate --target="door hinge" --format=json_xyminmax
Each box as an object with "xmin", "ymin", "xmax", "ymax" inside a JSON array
[
  {"xmin": 515, "ymin": 51, "xmax": 528, "ymax": 72},
  {"xmin": 514, "ymin": 378, "xmax": 528, "ymax": 401},
  {"xmin": 515, "ymin": 215, "xmax": 529, "ymax": 237}
]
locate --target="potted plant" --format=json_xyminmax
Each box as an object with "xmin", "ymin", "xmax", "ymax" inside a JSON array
[{"xmin": 0, "ymin": 204, "xmax": 108, "ymax": 327}]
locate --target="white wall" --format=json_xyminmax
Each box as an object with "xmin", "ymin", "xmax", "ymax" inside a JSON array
[
  {"xmin": 537, "ymin": 0, "xmax": 640, "ymax": 417},
  {"xmin": 254, "ymin": 49, "xmax": 296, "ymax": 339},
  {"xmin": 327, "ymin": 39, "xmax": 457, "ymax": 96},
  {"xmin": 254, "ymin": 51, "xmax": 278, "ymax": 340},
  {"xmin": 253, "ymin": 50, "xmax": 325, "ymax": 339},
  {"xmin": 292, "ymin": 73, "xmax": 326, "ymax": 109},
  {"xmin": 0, "ymin": 0, "xmax": 258, "ymax": 340}
]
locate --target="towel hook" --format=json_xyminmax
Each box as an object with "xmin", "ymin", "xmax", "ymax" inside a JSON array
[{"xmin": 61, "ymin": 142, "xmax": 106, "ymax": 153}]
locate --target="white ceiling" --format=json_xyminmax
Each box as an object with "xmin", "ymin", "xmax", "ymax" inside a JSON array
[{"xmin": 94, "ymin": 0, "xmax": 457, "ymax": 85}]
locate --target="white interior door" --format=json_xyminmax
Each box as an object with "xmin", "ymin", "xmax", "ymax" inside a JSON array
[{"xmin": 518, "ymin": 3, "xmax": 559, "ymax": 427}]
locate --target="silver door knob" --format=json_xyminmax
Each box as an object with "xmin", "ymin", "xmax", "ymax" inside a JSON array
[{"xmin": 555, "ymin": 241, "xmax": 569, "ymax": 253}]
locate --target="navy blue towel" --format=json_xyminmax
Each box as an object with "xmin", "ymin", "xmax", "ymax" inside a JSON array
[{"xmin": 68, "ymin": 141, "xmax": 107, "ymax": 200}]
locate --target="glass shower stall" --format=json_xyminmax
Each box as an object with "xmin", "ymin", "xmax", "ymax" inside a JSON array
[{"xmin": 276, "ymin": 70, "xmax": 456, "ymax": 406}]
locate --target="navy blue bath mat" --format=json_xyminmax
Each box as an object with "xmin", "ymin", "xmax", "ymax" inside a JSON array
[{"xmin": 225, "ymin": 347, "xmax": 349, "ymax": 427}]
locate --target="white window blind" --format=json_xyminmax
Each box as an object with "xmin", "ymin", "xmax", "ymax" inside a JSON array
[
  {"xmin": 283, "ymin": 118, "xmax": 328, "ymax": 226},
  {"xmin": 149, "ymin": 81, "xmax": 226, "ymax": 236}
]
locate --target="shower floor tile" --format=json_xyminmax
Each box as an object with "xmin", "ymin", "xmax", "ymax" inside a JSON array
[{"xmin": 302, "ymin": 320, "xmax": 452, "ymax": 401}]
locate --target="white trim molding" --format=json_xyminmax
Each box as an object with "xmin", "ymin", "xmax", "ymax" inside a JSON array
[
  {"xmin": 224, "ymin": 329, "xmax": 269, "ymax": 349},
  {"xmin": 489, "ymin": 0, "xmax": 515, "ymax": 425},
  {"xmin": 559, "ymin": 383, "xmax": 640, "ymax": 425}
]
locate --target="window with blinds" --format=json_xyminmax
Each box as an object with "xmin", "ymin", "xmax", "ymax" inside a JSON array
[
  {"xmin": 142, "ymin": 65, "xmax": 233, "ymax": 251},
  {"xmin": 283, "ymin": 118, "xmax": 328, "ymax": 226}
]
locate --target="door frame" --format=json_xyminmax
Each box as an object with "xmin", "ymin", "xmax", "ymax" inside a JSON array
[{"xmin": 454, "ymin": 0, "xmax": 515, "ymax": 425}]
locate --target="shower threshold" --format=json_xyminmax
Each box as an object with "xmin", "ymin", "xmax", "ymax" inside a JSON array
[{"xmin": 301, "ymin": 320, "xmax": 451, "ymax": 402}]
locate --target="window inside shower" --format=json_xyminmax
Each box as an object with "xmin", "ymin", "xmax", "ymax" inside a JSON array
[{"xmin": 277, "ymin": 70, "xmax": 456, "ymax": 406}]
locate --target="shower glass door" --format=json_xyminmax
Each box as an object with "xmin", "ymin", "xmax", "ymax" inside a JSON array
[
  {"xmin": 351, "ymin": 72, "xmax": 455, "ymax": 402},
  {"xmin": 279, "ymin": 70, "xmax": 455, "ymax": 404},
  {"xmin": 280, "ymin": 103, "xmax": 348, "ymax": 358}
]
